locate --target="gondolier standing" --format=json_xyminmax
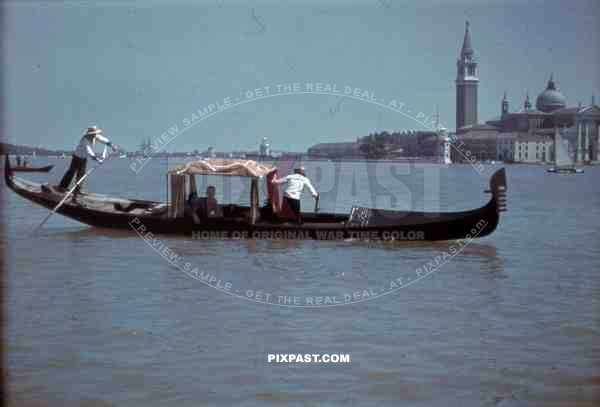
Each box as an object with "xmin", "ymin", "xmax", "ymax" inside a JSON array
[
  {"xmin": 57, "ymin": 126, "xmax": 114, "ymax": 194},
  {"xmin": 272, "ymin": 167, "xmax": 318, "ymax": 224}
]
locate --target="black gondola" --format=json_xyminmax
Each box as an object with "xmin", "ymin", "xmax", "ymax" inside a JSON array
[
  {"xmin": 12, "ymin": 164, "xmax": 54, "ymax": 173},
  {"xmin": 5, "ymin": 156, "xmax": 507, "ymax": 241}
]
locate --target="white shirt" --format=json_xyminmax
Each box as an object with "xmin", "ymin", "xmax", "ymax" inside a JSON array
[
  {"xmin": 74, "ymin": 134, "xmax": 111, "ymax": 159},
  {"xmin": 273, "ymin": 173, "xmax": 318, "ymax": 200}
]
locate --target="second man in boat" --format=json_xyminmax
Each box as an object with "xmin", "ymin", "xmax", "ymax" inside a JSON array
[{"xmin": 272, "ymin": 167, "xmax": 319, "ymax": 224}]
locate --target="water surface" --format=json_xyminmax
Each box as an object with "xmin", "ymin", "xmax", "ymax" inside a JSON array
[{"xmin": 4, "ymin": 159, "xmax": 600, "ymax": 406}]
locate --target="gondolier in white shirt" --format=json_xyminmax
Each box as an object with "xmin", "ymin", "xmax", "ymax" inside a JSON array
[
  {"xmin": 57, "ymin": 126, "xmax": 114, "ymax": 194},
  {"xmin": 271, "ymin": 167, "xmax": 318, "ymax": 224}
]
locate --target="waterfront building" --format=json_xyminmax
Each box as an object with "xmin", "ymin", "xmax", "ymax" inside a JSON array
[
  {"xmin": 455, "ymin": 76, "xmax": 600, "ymax": 164},
  {"xmin": 308, "ymin": 21, "xmax": 600, "ymax": 164},
  {"xmin": 496, "ymin": 132, "xmax": 553, "ymax": 163},
  {"xmin": 453, "ymin": 19, "xmax": 600, "ymax": 164}
]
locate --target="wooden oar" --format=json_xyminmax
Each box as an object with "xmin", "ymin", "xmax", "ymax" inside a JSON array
[{"xmin": 33, "ymin": 162, "xmax": 102, "ymax": 233}]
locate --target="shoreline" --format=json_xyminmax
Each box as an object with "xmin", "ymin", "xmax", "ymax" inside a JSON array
[{"xmin": 2, "ymin": 151, "xmax": 597, "ymax": 166}]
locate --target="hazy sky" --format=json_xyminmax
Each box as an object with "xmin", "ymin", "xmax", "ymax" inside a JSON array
[{"xmin": 3, "ymin": 0, "xmax": 599, "ymax": 152}]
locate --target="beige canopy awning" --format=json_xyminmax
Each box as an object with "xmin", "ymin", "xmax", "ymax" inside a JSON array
[{"xmin": 168, "ymin": 159, "xmax": 277, "ymax": 178}]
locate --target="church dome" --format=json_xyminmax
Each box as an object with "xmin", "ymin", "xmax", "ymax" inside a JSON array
[{"xmin": 536, "ymin": 75, "xmax": 566, "ymax": 112}]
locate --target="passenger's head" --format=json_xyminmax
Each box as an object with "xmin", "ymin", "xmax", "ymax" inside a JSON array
[
  {"xmin": 206, "ymin": 185, "xmax": 216, "ymax": 198},
  {"xmin": 293, "ymin": 167, "xmax": 306, "ymax": 176}
]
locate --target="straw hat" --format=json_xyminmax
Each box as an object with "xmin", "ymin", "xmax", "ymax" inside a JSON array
[{"xmin": 84, "ymin": 126, "xmax": 103, "ymax": 137}]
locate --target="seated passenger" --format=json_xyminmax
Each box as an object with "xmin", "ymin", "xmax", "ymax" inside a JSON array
[
  {"xmin": 189, "ymin": 186, "xmax": 222, "ymax": 222},
  {"xmin": 204, "ymin": 185, "xmax": 222, "ymax": 217}
]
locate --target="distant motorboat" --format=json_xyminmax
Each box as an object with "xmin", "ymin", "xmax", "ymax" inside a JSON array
[{"xmin": 547, "ymin": 167, "xmax": 584, "ymax": 174}]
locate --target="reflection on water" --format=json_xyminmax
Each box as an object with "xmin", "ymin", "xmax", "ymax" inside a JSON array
[
  {"xmin": 4, "ymin": 161, "xmax": 600, "ymax": 406},
  {"xmin": 51, "ymin": 227, "xmax": 141, "ymax": 239}
]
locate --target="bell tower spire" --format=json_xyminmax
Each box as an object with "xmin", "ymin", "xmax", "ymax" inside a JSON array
[
  {"xmin": 461, "ymin": 21, "xmax": 474, "ymax": 59},
  {"xmin": 502, "ymin": 91, "xmax": 509, "ymax": 116},
  {"xmin": 456, "ymin": 20, "xmax": 479, "ymax": 132}
]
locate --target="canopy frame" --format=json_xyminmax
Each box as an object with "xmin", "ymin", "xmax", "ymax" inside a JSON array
[
  {"xmin": 166, "ymin": 166, "xmax": 279, "ymax": 224},
  {"xmin": 168, "ymin": 159, "xmax": 277, "ymax": 178},
  {"xmin": 166, "ymin": 159, "xmax": 282, "ymax": 222}
]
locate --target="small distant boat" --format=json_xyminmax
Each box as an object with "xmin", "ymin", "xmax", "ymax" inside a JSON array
[
  {"xmin": 13, "ymin": 164, "xmax": 54, "ymax": 173},
  {"xmin": 547, "ymin": 128, "xmax": 584, "ymax": 174},
  {"xmin": 547, "ymin": 167, "xmax": 584, "ymax": 174}
]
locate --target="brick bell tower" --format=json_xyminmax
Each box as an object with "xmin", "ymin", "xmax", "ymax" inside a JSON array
[{"xmin": 456, "ymin": 21, "xmax": 479, "ymax": 132}]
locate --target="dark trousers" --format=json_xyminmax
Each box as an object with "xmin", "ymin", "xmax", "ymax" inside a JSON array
[
  {"xmin": 284, "ymin": 196, "xmax": 302, "ymax": 224},
  {"xmin": 59, "ymin": 155, "xmax": 87, "ymax": 193}
]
